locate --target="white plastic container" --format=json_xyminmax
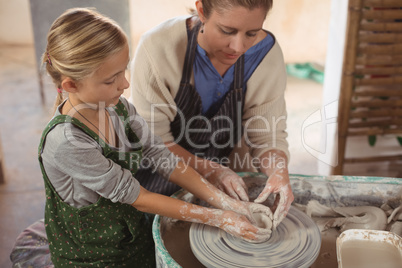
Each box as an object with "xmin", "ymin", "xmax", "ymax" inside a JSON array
[{"xmin": 336, "ymin": 229, "xmax": 402, "ymax": 268}]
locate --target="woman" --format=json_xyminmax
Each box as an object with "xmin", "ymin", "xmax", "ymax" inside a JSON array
[{"xmin": 131, "ymin": 0, "xmax": 293, "ymax": 228}]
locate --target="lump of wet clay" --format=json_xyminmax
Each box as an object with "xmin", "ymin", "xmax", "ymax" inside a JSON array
[
  {"xmin": 305, "ymin": 200, "xmax": 387, "ymax": 232},
  {"xmin": 245, "ymin": 212, "xmax": 273, "ymax": 243},
  {"xmin": 252, "ymin": 212, "xmax": 273, "ymax": 230}
]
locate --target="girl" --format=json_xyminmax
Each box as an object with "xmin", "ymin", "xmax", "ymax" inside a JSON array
[
  {"xmin": 40, "ymin": 7, "xmax": 272, "ymax": 267},
  {"xmin": 131, "ymin": 0, "xmax": 294, "ymax": 229}
]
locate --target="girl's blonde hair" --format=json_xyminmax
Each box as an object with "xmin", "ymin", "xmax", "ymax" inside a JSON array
[{"xmin": 42, "ymin": 8, "xmax": 128, "ymax": 109}]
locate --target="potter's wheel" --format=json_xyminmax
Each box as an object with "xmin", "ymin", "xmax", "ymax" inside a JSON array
[{"xmin": 189, "ymin": 206, "xmax": 321, "ymax": 268}]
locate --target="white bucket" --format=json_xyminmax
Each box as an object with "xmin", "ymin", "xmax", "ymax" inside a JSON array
[{"xmin": 336, "ymin": 229, "xmax": 402, "ymax": 268}]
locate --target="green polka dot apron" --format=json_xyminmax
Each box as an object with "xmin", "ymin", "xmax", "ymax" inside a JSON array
[{"xmin": 38, "ymin": 101, "xmax": 155, "ymax": 267}]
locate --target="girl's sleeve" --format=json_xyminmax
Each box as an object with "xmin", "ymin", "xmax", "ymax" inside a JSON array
[{"xmin": 48, "ymin": 124, "xmax": 141, "ymax": 205}]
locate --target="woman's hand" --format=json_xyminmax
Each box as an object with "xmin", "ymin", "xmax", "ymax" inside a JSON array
[
  {"xmin": 204, "ymin": 164, "xmax": 249, "ymax": 201},
  {"xmin": 164, "ymin": 142, "xmax": 249, "ymax": 201},
  {"xmin": 254, "ymin": 150, "xmax": 294, "ymax": 229},
  {"xmin": 254, "ymin": 169, "xmax": 294, "ymax": 229},
  {"xmin": 215, "ymin": 210, "xmax": 272, "ymax": 242},
  {"xmin": 228, "ymin": 200, "xmax": 273, "ymax": 225}
]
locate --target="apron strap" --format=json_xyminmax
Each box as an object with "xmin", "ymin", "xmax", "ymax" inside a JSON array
[
  {"xmin": 38, "ymin": 115, "xmax": 111, "ymax": 158},
  {"xmin": 234, "ymin": 55, "xmax": 245, "ymax": 90},
  {"xmin": 38, "ymin": 99, "xmax": 141, "ymax": 158},
  {"xmin": 180, "ymin": 21, "xmax": 201, "ymax": 85},
  {"xmin": 113, "ymin": 100, "xmax": 142, "ymax": 147},
  {"xmin": 38, "ymin": 99, "xmax": 143, "ymax": 198}
]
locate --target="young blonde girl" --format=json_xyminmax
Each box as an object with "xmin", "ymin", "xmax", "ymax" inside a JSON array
[{"xmin": 40, "ymin": 8, "xmax": 272, "ymax": 267}]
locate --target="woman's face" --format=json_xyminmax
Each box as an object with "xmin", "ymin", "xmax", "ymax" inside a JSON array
[{"xmin": 198, "ymin": 4, "xmax": 267, "ymax": 69}]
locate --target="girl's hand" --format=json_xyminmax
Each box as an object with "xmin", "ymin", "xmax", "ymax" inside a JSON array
[
  {"xmin": 204, "ymin": 164, "xmax": 249, "ymax": 201},
  {"xmin": 216, "ymin": 210, "xmax": 272, "ymax": 243},
  {"xmin": 254, "ymin": 169, "xmax": 294, "ymax": 229},
  {"xmin": 229, "ymin": 201, "xmax": 273, "ymax": 225}
]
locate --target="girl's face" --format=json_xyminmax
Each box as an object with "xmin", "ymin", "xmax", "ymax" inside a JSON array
[
  {"xmin": 199, "ymin": 5, "xmax": 267, "ymax": 69},
  {"xmin": 76, "ymin": 44, "xmax": 130, "ymax": 107}
]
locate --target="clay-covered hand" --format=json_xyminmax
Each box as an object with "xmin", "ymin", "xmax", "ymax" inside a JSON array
[
  {"xmin": 254, "ymin": 169, "xmax": 294, "ymax": 229},
  {"xmin": 216, "ymin": 210, "xmax": 272, "ymax": 243},
  {"xmin": 204, "ymin": 165, "xmax": 249, "ymax": 201},
  {"xmin": 230, "ymin": 201, "xmax": 274, "ymax": 226}
]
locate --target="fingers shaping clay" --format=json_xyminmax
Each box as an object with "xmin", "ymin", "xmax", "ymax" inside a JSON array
[{"xmin": 252, "ymin": 211, "xmax": 273, "ymax": 229}]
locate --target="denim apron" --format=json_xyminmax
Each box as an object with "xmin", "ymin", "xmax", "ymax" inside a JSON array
[
  {"xmin": 38, "ymin": 101, "xmax": 155, "ymax": 267},
  {"xmin": 135, "ymin": 21, "xmax": 245, "ymax": 196}
]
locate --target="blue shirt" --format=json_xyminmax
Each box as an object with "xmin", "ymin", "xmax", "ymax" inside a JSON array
[{"xmin": 194, "ymin": 32, "xmax": 274, "ymax": 117}]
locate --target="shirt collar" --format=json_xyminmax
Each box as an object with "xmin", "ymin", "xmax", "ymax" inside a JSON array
[{"xmin": 245, "ymin": 31, "xmax": 274, "ymax": 56}]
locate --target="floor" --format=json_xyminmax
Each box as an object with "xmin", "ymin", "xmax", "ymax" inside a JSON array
[{"xmin": 0, "ymin": 45, "xmax": 400, "ymax": 267}]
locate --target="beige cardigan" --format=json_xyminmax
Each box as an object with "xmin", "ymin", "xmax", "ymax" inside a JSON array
[{"xmin": 130, "ymin": 16, "xmax": 289, "ymax": 161}]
